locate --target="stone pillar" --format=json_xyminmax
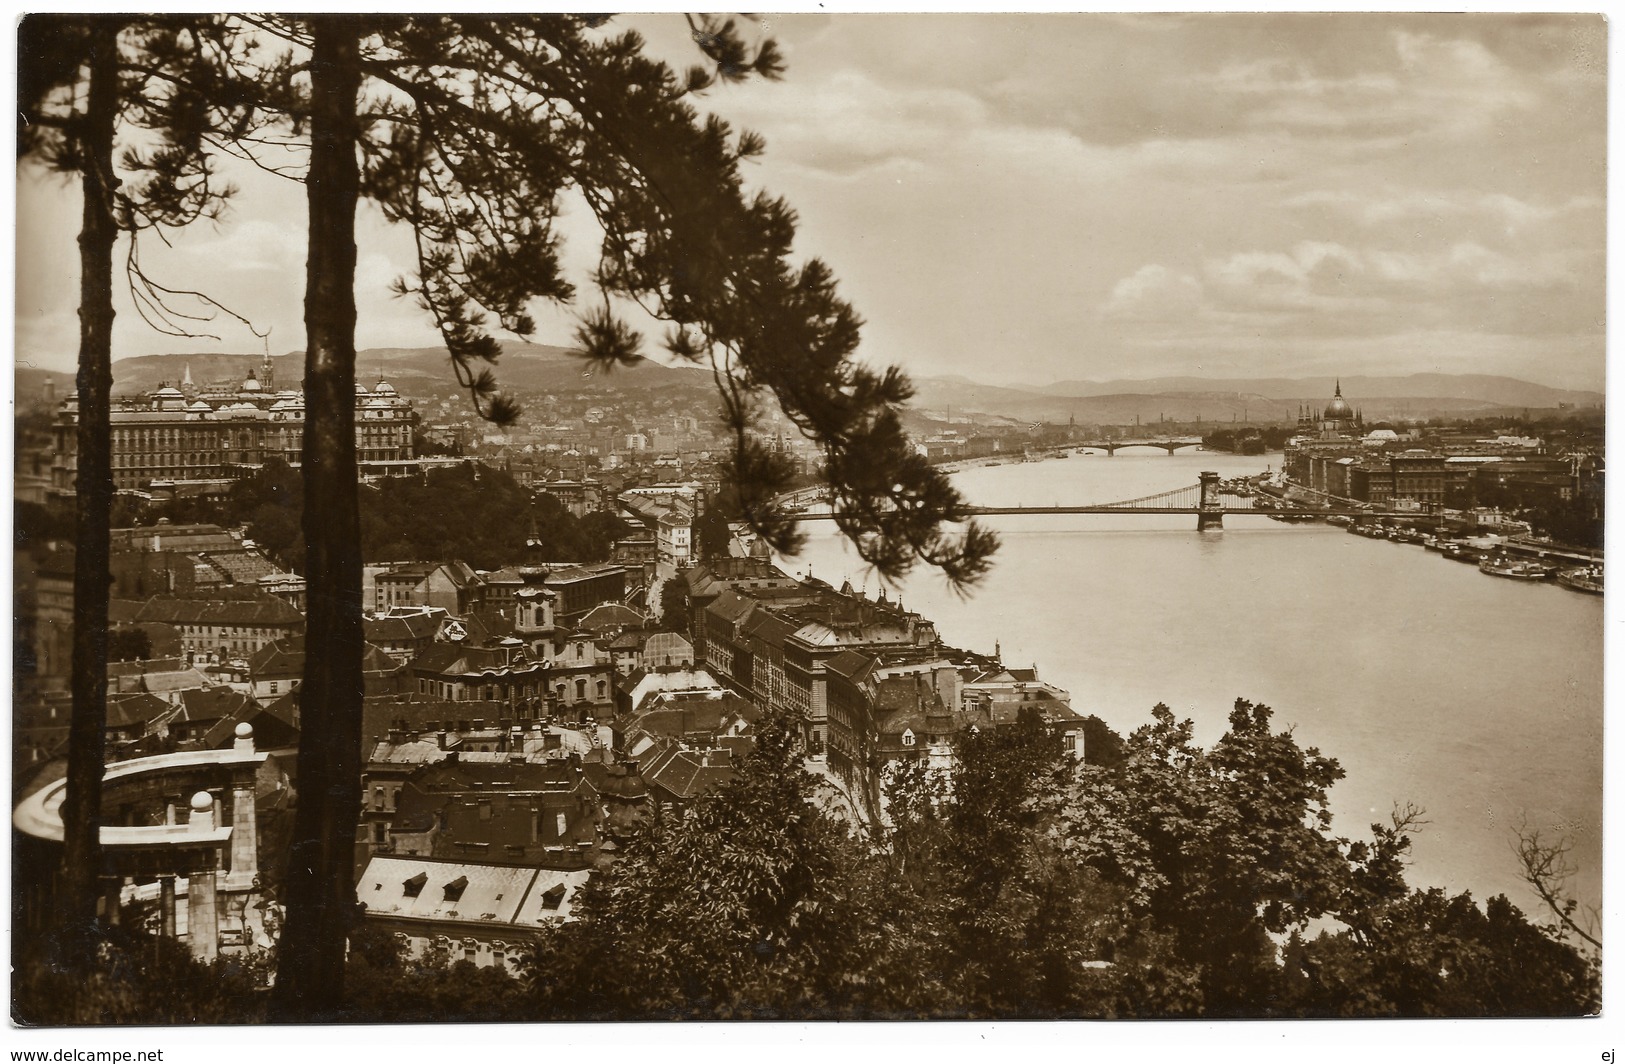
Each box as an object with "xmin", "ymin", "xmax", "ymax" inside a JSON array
[
  {"xmin": 187, "ymin": 871, "xmax": 218, "ymax": 963},
  {"xmin": 1197, "ymin": 470, "xmax": 1224, "ymax": 531},
  {"xmin": 186, "ymin": 791, "xmax": 219, "ymax": 962},
  {"xmin": 229, "ymin": 724, "xmax": 258, "ymax": 882},
  {"xmin": 103, "ymin": 879, "xmax": 123, "ymax": 927},
  {"xmin": 159, "ymin": 875, "xmax": 177, "ymax": 938},
  {"xmin": 230, "ymin": 781, "xmax": 257, "ymax": 880}
]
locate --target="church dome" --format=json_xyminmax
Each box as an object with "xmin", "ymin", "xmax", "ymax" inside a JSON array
[
  {"xmin": 374, "ymin": 379, "xmax": 396, "ymax": 396},
  {"xmin": 241, "ymin": 372, "xmax": 261, "ymax": 392},
  {"xmin": 1323, "ymin": 380, "xmax": 1352, "ymax": 421}
]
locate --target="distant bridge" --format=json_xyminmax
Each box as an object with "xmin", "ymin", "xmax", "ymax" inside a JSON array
[
  {"xmin": 790, "ymin": 473, "xmax": 1390, "ymax": 530},
  {"xmin": 1070, "ymin": 436, "xmax": 1205, "ymax": 456}
]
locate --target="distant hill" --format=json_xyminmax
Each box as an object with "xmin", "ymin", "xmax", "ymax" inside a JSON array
[
  {"xmin": 912, "ymin": 373, "xmax": 1603, "ymax": 426},
  {"xmin": 1031, "ymin": 374, "xmax": 1602, "ymax": 409},
  {"xmin": 94, "ymin": 343, "xmax": 705, "ymax": 400},
  {"xmin": 20, "ymin": 353, "xmax": 1601, "ymax": 428}
]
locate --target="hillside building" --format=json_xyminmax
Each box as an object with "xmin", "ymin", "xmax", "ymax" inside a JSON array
[{"xmin": 51, "ymin": 355, "xmax": 419, "ymax": 493}]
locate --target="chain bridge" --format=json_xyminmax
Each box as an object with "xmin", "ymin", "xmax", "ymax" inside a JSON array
[{"xmin": 788, "ymin": 472, "xmax": 1387, "ymax": 530}]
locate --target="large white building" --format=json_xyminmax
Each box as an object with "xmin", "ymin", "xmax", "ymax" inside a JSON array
[{"xmin": 52, "ymin": 355, "xmax": 419, "ymax": 492}]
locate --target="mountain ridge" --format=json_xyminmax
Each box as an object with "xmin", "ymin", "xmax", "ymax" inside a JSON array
[{"xmin": 15, "ymin": 349, "xmax": 1600, "ymax": 424}]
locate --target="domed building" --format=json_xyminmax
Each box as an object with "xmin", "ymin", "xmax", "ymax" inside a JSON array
[
  {"xmin": 51, "ymin": 352, "xmax": 420, "ymax": 491},
  {"xmin": 1297, "ymin": 379, "xmax": 1362, "ymax": 439}
]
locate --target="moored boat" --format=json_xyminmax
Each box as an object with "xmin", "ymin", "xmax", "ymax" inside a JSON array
[
  {"xmin": 1479, "ymin": 557, "xmax": 1552, "ymax": 580},
  {"xmin": 1557, "ymin": 566, "xmax": 1604, "ymax": 595}
]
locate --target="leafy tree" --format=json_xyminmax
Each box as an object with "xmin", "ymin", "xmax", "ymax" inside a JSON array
[
  {"xmin": 657, "ymin": 576, "xmax": 690, "ymax": 634},
  {"xmin": 1281, "ymin": 888, "xmax": 1599, "ymax": 1017},
  {"xmin": 233, "ymin": 16, "xmax": 998, "ymax": 1016},
  {"xmin": 12, "ymin": 921, "xmax": 271, "ymax": 1024},
  {"xmin": 696, "ymin": 497, "xmax": 734, "ymax": 559},
  {"xmin": 1060, "ymin": 701, "xmax": 1352, "ymax": 1014},
  {"xmin": 529, "ymin": 708, "xmax": 873, "ymax": 1018},
  {"xmin": 1079, "ymin": 713, "xmax": 1125, "ymax": 770},
  {"xmin": 17, "ymin": 13, "xmax": 263, "ymax": 969},
  {"xmin": 339, "ymin": 928, "xmax": 527, "ymax": 1022},
  {"xmin": 263, "ymin": 16, "xmax": 369, "ymax": 1019},
  {"xmin": 106, "ymin": 627, "xmax": 153, "ymax": 663}
]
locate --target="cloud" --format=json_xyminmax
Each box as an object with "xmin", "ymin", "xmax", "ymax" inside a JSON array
[
  {"xmin": 1287, "ymin": 188, "xmax": 1604, "ymax": 237},
  {"xmin": 1103, "ymin": 233, "xmax": 1595, "ymax": 350},
  {"xmin": 14, "ymin": 14, "xmax": 1604, "ymax": 393},
  {"xmin": 1102, "ymin": 265, "xmax": 1204, "ymax": 321}
]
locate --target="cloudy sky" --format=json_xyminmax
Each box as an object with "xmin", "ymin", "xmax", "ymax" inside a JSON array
[{"xmin": 14, "ymin": 13, "xmax": 1607, "ymax": 390}]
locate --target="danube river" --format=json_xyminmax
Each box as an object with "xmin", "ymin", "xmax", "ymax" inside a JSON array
[{"xmin": 786, "ymin": 449, "xmax": 1603, "ymax": 911}]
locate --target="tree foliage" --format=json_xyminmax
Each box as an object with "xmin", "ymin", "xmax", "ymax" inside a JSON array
[
  {"xmin": 17, "ymin": 13, "xmax": 269, "ymax": 971},
  {"xmin": 241, "ymin": 13, "xmax": 995, "ymax": 589},
  {"xmin": 657, "ymin": 576, "xmax": 690, "ymax": 634},
  {"xmin": 529, "ymin": 709, "xmax": 876, "ymax": 1018},
  {"xmin": 519, "ymin": 698, "xmax": 1598, "ymax": 1019}
]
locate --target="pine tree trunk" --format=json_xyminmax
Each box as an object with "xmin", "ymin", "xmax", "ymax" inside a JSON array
[
  {"xmin": 58, "ymin": 21, "xmax": 121, "ymax": 970},
  {"xmin": 269, "ymin": 18, "xmax": 364, "ymax": 1020}
]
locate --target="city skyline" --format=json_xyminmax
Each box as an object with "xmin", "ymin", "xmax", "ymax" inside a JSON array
[{"xmin": 15, "ymin": 15, "xmax": 1607, "ymax": 393}]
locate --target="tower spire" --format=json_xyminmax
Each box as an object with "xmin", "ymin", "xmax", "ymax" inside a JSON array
[{"xmin": 1335, "ymin": 377, "xmax": 1343, "ymax": 398}]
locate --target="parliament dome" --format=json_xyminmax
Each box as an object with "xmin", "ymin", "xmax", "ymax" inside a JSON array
[{"xmin": 1324, "ymin": 380, "xmax": 1352, "ymax": 420}]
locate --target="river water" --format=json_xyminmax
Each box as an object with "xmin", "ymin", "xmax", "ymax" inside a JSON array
[{"xmin": 786, "ymin": 449, "xmax": 1603, "ymax": 911}]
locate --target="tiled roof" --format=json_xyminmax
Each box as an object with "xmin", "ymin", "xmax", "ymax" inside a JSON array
[
  {"xmin": 510, "ymin": 867, "xmax": 593, "ymax": 926},
  {"xmin": 576, "ymin": 603, "xmax": 645, "ymax": 632},
  {"xmin": 134, "ymin": 593, "xmax": 304, "ymax": 628},
  {"xmin": 365, "ymin": 613, "xmax": 440, "ymax": 643},
  {"xmin": 607, "ymin": 630, "xmax": 647, "ymax": 651},
  {"xmin": 639, "ymin": 742, "xmax": 736, "ymax": 800},
  {"xmin": 196, "ymin": 696, "xmax": 301, "ymax": 750},
  {"xmin": 742, "ymin": 609, "xmax": 795, "ymax": 648},
  {"xmin": 357, "ymin": 855, "xmax": 587, "ymax": 926},
  {"xmin": 178, "ymin": 686, "xmax": 257, "ymax": 722},
  {"xmin": 197, "ymin": 550, "xmax": 278, "ymax": 583},
  {"xmin": 140, "ymin": 668, "xmax": 212, "ymax": 694},
  {"xmin": 823, "ymin": 649, "xmax": 876, "ymax": 682},
  {"xmin": 705, "ymin": 589, "xmax": 756, "ymax": 625},
  {"xmin": 105, "ymin": 692, "xmax": 172, "ymax": 730},
  {"xmin": 108, "ymin": 657, "xmax": 189, "ymax": 678},
  {"xmin": 247, "ymin": 637, "xmax": 302, "ymax": 676}
]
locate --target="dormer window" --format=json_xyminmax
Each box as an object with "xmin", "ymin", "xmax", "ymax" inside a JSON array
[
  {"xmin": 402, "ymin": 872, "xmax": 427, "ymax": 898},
  {"xmin": 443, "ymin": 875, "xmax": 469, "ymax": 902},
  {"xmin": 901, "ymin": 729, "xmax": 916, "ymax": 747}
]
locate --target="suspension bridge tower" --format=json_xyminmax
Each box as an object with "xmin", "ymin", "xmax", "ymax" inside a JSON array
[{"xmin": 1197, "ymin": 470, "xmax": 1224, "ymax": 531}]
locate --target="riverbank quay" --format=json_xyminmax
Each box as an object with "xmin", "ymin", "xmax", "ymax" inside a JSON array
[{"xmin": 791, "ymin": 449, "xmax": 1602, "ymax": 911}]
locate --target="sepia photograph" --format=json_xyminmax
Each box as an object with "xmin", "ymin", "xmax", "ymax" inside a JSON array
[{"xmin": 9, "ymin": 10, "xmax": 1608, "ymax": 1047}]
